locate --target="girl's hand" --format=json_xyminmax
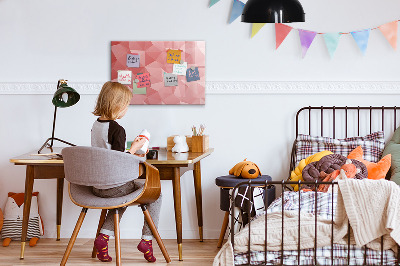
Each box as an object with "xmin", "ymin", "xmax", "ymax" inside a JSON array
[
  {"xmin": 134, "ymin": 148, "xmax": 149, "ymax": 157},
  {"xmin": 129, "ymin": 137, "xmax": 147, "ymax": 155}
]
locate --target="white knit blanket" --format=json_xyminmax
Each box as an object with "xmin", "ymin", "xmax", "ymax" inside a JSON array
[{"xmin": 213, "ymin": 179, "xmax": 400, "ymax": 266}]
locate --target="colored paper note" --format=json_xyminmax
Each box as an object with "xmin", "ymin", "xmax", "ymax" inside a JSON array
[
  {"xmin": 351, "ymin": 29, "xmax": 370, "ymax": 55},
  {"xmin": 132, "ymin": 82, "xmax": 146, "ymax": 94},
  {"xmin": 164, "ymin": 73, "xmax": 178, "ymax": 87},
  {"xmin": 117, "ymin": 70, "xmax": 132, "ymax": 85},
  {"xmin": 275, "ymin": 23, "xmax": 293, "ymax": 49},
  {"xmin": 126, "ymin": 54, "xmax": 140, "ymax": 68},
  {"xmin": 173, "ymin": 62, "xmax": 188, "ymax": 76},
  {"xmin": 379, "ymin": 21, "xmax": 398, "ymax": 50},
  {"xmin": 167, "ymin": 49, "xmax": 182, "ymax": 64},
  {"xmin": 298, "ymin": 29, "xmax": 317, "ymax": 58},
  {"xmin": 323, "ymin": 33, "xmax": 341, "ymax": 58},
  {"xmin": 186, "ymin": 67, "xmax": 200, "ymax": 82},
  {"xmin": 136, "ymin": 73, "xmax": 151, "ymax": 88},
  {"xmin": 229, "ymin": 0, "xmax": 245, "ymax": 24}
]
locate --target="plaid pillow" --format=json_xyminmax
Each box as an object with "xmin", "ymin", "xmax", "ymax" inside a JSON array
[{"xmin": 295, "ymin": 131, "xmax": 385, "ymax": 166}]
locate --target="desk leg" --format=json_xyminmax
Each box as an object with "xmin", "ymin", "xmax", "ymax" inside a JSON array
[
  {"xmin": 193, "ymin": 161, "xmax": 203, "ymax": 242},
  {"xmin": 56, "ymin": 178, "xmax": 64, "ymax": 241},
  {"xmin": 172, "ymin": 167, "xmax": 183, "ymax": 261},
  {"xmin": 20, "ymin": 165, "xmax": 35, "ymax": 259}
]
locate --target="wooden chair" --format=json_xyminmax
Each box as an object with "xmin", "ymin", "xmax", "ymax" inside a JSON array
[{"xmin": 60, "ymin": 146, "xmax": 171, "ymax": 265}]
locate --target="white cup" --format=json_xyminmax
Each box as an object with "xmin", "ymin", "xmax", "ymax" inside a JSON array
[{"xmin": 135, "ymin": 129, "xmax": 150, "ymax": 154}]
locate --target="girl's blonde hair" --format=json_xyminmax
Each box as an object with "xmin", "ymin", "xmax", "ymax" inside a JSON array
[{"xmin": 93, "ymin": 81, "xmax": 133, "ymax": 120}]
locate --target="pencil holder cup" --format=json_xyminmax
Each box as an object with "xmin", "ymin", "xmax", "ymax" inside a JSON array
[{"xmin": 191, "ymin": 135, "xmax": 209, "ymax": 153}]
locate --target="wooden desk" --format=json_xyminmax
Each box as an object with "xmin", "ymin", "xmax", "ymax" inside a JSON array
[{"xmin": 10, "ymin": 147, "xmax": 213, "ymax": 261}]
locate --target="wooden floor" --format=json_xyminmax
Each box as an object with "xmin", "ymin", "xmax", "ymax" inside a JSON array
[{"xmin": 0, "ymin": 239, "xmax": 221, "ymax": 265}]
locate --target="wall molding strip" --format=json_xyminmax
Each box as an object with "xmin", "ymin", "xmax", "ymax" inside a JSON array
[{"xmin": 0, "ymin": 81, "xmax": 399, "ymax": 95}]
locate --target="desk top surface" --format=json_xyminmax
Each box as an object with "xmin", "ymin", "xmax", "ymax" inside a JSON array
[{"xmin": 10, "ymin": 147, "xmax": 214, "ymax": 166}]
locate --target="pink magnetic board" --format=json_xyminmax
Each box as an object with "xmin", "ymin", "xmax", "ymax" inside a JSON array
[{"xmin": 111, "ymin": 41, "xmax": 205, "ymax": 105}]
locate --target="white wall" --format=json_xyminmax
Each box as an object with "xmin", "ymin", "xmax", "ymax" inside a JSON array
[{"xmin": 1, "ymin": 0, "xmax": 400, "ymax": 240}]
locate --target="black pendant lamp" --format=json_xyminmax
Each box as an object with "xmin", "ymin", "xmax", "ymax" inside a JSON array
[{"xmin": 242, "ymin": 0, "xmax": 305, "ymax": 23}]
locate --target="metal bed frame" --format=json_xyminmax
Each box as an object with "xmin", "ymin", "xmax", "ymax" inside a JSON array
[{"xmin": 230, "ymin": 106, "xmax": 400, "ymax": 266}]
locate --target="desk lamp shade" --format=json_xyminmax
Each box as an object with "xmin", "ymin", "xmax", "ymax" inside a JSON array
[
  {"xmin": 52, "ymin": 84, "xmax": 80, "ymax": 108},
  {"xmin": 38, "ymin": 80, "xmax": 80, "ymax": 154},
  {"xmin": 241, "ymin": 0, "xmax": 305, "ymax": 23}
]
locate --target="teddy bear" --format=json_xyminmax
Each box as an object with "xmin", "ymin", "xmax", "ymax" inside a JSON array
[
  {"xmin": 229, "ymin": 159, "xmax": 261, "ymax": 179},
  {"xmin": 172, "ymin": 135, "xmax": 189, "ymax": 153},
  {"xmin": 1, "ymin": 192, "xmax": 44, "ymax": 247}
]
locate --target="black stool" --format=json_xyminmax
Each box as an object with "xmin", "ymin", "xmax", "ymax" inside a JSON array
[{"xmin": 215, "ymin": 175, "xmax": 275, "ymax": 248}]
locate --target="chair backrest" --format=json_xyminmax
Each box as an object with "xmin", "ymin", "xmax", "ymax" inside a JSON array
[{"xmin": 62, "ymin": 146, "xmax": 145, "ymax": 187}]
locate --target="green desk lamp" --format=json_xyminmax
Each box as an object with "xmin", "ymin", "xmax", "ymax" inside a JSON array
[{"xmin": 38, "ymin": 79, "xmax": 80, "ymax": 154}]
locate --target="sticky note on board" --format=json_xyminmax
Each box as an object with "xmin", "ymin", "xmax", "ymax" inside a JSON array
[
  {"xmin": 136, "ymin": 73, "xmax": 151, "ymax": 88},
  {"xmin": 173, "ymin": 62, "xmax": 188, "ymax": 76},
  {"xmin": 117, "ymin": 70, "xmax": 132, "ymax": 85},
  {"xmin": 167, "ymin": 49, "xmax": 182, "ymax": 64},
  {"xmin": 132, "ymin": 83, "xmax": 147, "ymax": 94},
  {"xmin": 126, "ymin": 54, "xmax": 140, "ymax": 68},
  {"xmin": 186, "ymin": 67, "xmax": 200, "ymax": 82},
  {"xmin": 164, "ymin": 73, "xmax": 178, "ymax": 87}
]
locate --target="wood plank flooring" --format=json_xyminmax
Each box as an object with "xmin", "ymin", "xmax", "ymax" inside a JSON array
[{"xmin": 0, "ymin": 239, "xmax": 222, "ymax": 265}]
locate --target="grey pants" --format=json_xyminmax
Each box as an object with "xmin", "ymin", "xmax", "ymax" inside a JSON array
[{"xmin": 92, "ymin": 180, "xmax": 162, "ymax": 240}]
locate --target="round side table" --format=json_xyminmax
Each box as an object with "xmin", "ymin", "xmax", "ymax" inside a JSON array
[{"xmin": 215, "ymin": 175, "xmax": 275, "ymax": 248}]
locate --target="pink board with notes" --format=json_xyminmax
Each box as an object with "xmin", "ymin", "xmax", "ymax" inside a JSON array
[{"xmin": 111, "ymin": 41, "xmax": 205, "ymax": 105}]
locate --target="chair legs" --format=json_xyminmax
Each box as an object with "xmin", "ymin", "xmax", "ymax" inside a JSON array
[
  {"xmin": 217, "ymin": 211, "xmax": 230, "ymax": 248},
  {"xmin": 60, "ymin": 208, "xmax": 88, "ymax": 266},
  {"xmin": 114, "ymin": 209, "xmax": 121, "ymax": 266},
  {"xmin": 91, "ymin": 209, "xmax": 108, "ymax": 258},
  {"xmin": 140, "ymin": 205, "xmax": 171, "ymax": 263}
]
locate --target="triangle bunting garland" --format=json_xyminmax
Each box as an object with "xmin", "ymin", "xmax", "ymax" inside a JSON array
[
  {"xmin": 351, "ymin": 29, "xmax": 371, "ymax": 55},
  {"xmin": 378, "ymin": 21, "xmax": 398, "ymax": 50},
  {"xmin": 323, "ymin": 33, "xmax": 341, "ymax": 58},
  {"xmin": 209, "ymin": 0, "xmax": 220, "ymax": 7},
  {"xmin": 251, "ymin": 23, "xmax": 266, "ymax": 38},
  {"xmin": 298, "ymin": 30, "xmax": 317, "ymax": 58},
  {"xmin": 229, "ymin": 0, "xmax": 245, "ymax": 24},
  {"xmin": 275, "ymin": 23, "xmax": 293, "ymax": 49}
]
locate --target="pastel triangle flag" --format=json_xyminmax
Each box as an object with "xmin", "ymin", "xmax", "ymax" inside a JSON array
[
  {"xmin": 351, "ymin": 29, "xmax": 370, "ymax": 55},
  {"xmin": 298, "ymin": 29, "xmax": 317, "ymax": 58},
  {"xmin": 251, "ymin": 23, "xmax": 266, "ymax": 38},
  {"xmin": 209, "ymin": 0, "xmax": 220, "ymax": 7},
  {"xmin": 323, "ymin": 33, "xmax": 341, "ymax": 58},
  {"xmin": 275, "ymin": 23, "xmax": 293, "ymax": 49},
  {"xmin": 229, "ymin": 0, "xmax": 245, "ymax": 24},
  {"xmin": 378, "ymin": 21, "xmax": 397, "ymax": 50}
]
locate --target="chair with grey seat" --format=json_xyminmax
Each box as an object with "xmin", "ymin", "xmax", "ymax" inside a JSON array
[{"xmin": 60, "ymin": 146, "xmax": 171, "ymax": 265}]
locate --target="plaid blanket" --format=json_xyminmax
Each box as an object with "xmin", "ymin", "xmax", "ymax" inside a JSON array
[{"xmin": 234, "ymin": 191, "xmax": 397, "ymax": 265}]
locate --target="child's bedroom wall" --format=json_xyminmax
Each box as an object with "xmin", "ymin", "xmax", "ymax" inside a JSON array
[{"xmin": 1, "ymin": 0, "xmax": 400, "ymax": 239}]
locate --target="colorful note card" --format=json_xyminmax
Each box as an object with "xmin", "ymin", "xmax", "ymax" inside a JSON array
[
  {"xmin": 117, "ymin": 70, "xmax": 132, "ymax": 85},
  {"xmin": 186, "ymin": 67, "xmax": 200, "ymax": 82},
  {"xmin": 127, "ymin": 54, "xmax": 140, "ymax": 68},
  {"xmin": 164, "ymin": 73, "xmax": 178, "ymax": 87},
  {"xmin": 136, "ymin": 73, "xmax": 151, "ymax": 88},
  {"xmin": 173, "ymin": 62, "xmax": 187, "ymax": 76},
  {"xmin": 132, "ymin": 82, "xmax": 147, "ymax": 94},
  {"xmin": 167, "ymin": 49, "xmax": 182, "ymax": 64}
]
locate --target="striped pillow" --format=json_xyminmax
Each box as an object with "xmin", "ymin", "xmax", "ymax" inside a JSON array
[
  {"xmin": 1, "ymin": 217, "xmax": 41, "ymax": 240},
  {"xmin": 294, "ymin": 131, "xmax": 385, "ymax": 166}
]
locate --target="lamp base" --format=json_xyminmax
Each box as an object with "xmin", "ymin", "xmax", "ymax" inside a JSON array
[{"xmin": 38, "ymin": 137, "xmax": 76, "ymax": 154}]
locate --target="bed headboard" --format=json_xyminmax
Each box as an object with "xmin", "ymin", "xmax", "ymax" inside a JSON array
[{"xmin": 290, "ymin": 106, "xmax": 400, "ymax": 179}]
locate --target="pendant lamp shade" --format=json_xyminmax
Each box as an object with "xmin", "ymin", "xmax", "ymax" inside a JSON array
[{"xmin": 241, "ymin": 0, "xmax": 305, "ymax": 23}]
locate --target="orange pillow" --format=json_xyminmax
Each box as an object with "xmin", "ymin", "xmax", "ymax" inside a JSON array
[{"xmin": 347, "ymin": 146, "xmax": 391, "ymax": 180}]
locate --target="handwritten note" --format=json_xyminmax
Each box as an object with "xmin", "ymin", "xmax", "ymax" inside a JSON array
[
  {"xmin": 186, "ymin": 67, "xmax": 200, "ymax": 82},
  {"xmin": 173, "ymin": 62, "xmax": 187, "ymax": 76},
  {"xmin": 132, "ymin": 82, "xmax": 147, "ymax": 94},
  {"xmin": 167, "ymin": 49, "xmax": 182, "ymax": 64},
  {"xmin": 136, "ymin": 73, "xmax": 151, "ymax": 88},
  {"xmin": 127, "ymin": 54, "xmax": 140, "ymax": 68},
  {"xmin": 117, "ymin": 70, "xmax": 132, "ymax": 85},
  {"xmin": 164, "ymin": 73, "xmax": 178, "ymax": 87}
]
